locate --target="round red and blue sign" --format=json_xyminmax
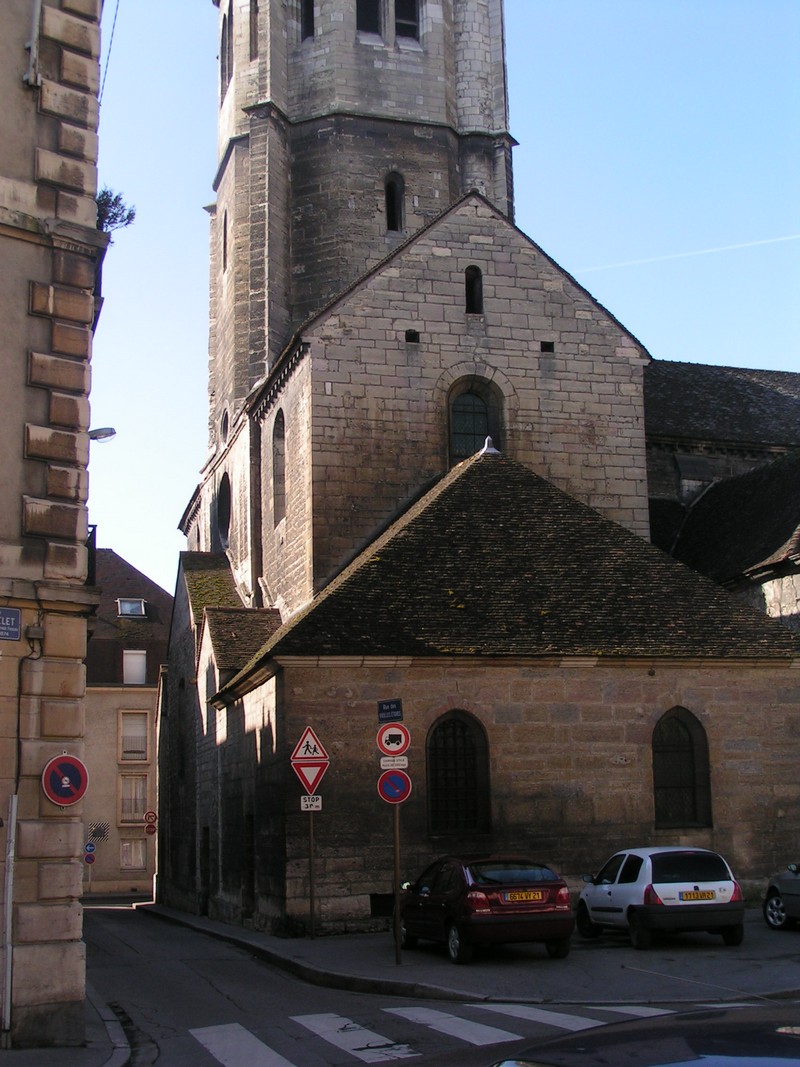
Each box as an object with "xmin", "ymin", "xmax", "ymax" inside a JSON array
[
  {"xmin": 377, "ymin": 769, "xmax": 412, "ymax": 805},
  {"xmin": 41, "ymin": 754, "xmax": 89, "ymax": 806}
]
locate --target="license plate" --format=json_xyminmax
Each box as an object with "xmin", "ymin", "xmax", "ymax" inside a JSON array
[
  {"xmin": 503, "ymin": 890, "xmax": 544, "ymax": 902},
  {"xmin": 679, "ymin": 890, "xmax": 715, "ymax": 901}
]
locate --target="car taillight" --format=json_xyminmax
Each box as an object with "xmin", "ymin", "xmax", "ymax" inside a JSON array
[
  {"xmin": 465, "ymin": 890, "xmax": 491, "ymax": 914},
  {"xmin": 643, "ymin": 884, "xmax": 664, "ymax": 906},
  {"xmin": 730, "ymin": 881, "xmax": 743, "ymax": 902},
  {"xmin": 555, "ymin": 886, "xmax": 571, "ymax": 909}
]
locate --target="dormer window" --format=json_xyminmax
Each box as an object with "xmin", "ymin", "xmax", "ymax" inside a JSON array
[{"xmin": 117, "ymin": 599, "xmax": 146, "ymax": 617}]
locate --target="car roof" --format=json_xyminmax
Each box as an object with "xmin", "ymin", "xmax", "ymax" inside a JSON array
[{"xmin": 611, "ymin": 846, "xmax": 721, "ymax": 859}]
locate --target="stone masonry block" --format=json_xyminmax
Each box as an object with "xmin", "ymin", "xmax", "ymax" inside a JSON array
[
  {"xmin": 30, "ymin": 282, "xmax": 94, "ymax": 324},
  {"xmin": 25, "ymin": 424, "xmax": 88, "ymax": 465},
  {"xmin": 46, "ymin": 465, "xmax": 89, "ymax": 503},
  {"xmin": 58, "ymin": 121, "xmax": 99, "ymax": 162},
  {"xmin": 39, "ymin": 79, "xmax": 98, "ymax": 129},
  {"xmin": 44, "ymin": 541, "xmax": 88, "ymax": 581},
  {"xmin": 36, "ymin": 147, "xmax": 97, "ymax": 195},
  {"xmin": 16, "ymin": 901, "xmax": 82, "ymax": 943},
  {"xmin": 63, "ymin": 0, "xmax": 102, "ymax": 18},
  {"xmin": 29, "ymin": 351, "xmax": 90, "ymax": 395},
  {"xmin": 40, "ymin": 699, "xmax": 85, "ymax": 738},
  {"xmin": 60, "ymin": 50, "xmax": 100, "ymax": 93},
  {"xmin": 49, "ymin": 391, "xmax": 90, "ymax": 430},
  {"xmin": 11, "ymin": 940, "xmax": 85, "ymax": 1007},
  {"xmin": 39, "ymin": 861, "xmax": 84, "ymax": 900},
  {"xmin": 41, "ymin": 6, "xmax": 100, "ymax": 57},
  {"xmin": 23, "ymin": 497, "xmax": 87, "ymax": 541},
  {"xmin": 51, "ymin": 321, "xmax": 91, "ymax": 358},
  {"xmin": 53, "ymin": 249, "xmax": 96, "ymax": 289},
  {"xmin": 17, "ymin": 819, "xmax": 84, "ymax": 860},
  {"xmin": 20, "ymin": 655, "xmax": 86, "ymax": 700},
  {"xmin": 55, "ymin": 190, "xmax": 99, "ymax": 228},
  {"xmin": 43, "ymin": 613, "xmax": 87, "ymax": 659}
]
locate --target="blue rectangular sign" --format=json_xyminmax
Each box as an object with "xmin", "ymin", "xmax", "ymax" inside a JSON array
[
  {"xmin": 377, "ymin": 698, "xmax": 403, "ymax": 723},
  {"xmin": 0, "ymin": 608, "xmax": 21, "ymax": 641}
]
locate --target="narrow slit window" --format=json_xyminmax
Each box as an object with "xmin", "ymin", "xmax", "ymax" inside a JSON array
[
  {"xmin": 250, "ymin": 0, "xmax": 259, "ymax": 58},
  {"xmin": 273, "ymin": 410, "xmax": 286, "ymax": 525},
  {"xmin": 465, "ymin": 265, "xmax": 483, "ymax": 313},
  {"xmin": 395, "ymin": 0, "xmax": 419, "ymax": 40},
  {"xmin": 301, "ymin": 0, "xmax": 314, "ymax": 40},
  {"xmin": 357, "ymin": 0, "xmax": 381, "ymax": 34},
  {"xmin": 385, "ymin": 172, "xmax": 404, "ymax": 233}
]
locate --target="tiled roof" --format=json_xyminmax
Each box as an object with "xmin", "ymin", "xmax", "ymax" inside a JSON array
[
  {"xmin": 673, "ymin": 450, "xmax": 800, "ymax": 583},
  {"xmin": 91, "ymin": 548, "xmax": 173, "ymax": 641},
  {"xmin": 204, "ymin": 607, "xmax": 283, "ymax": 672},
  {"xmin": 228, "ymin": 453, "xmax": 800, "ymax": 680},
  {"xmin": 180, "ymin": 552, "xmax": 243, "ymax": 618},
  {"xmin": 645, "ymin": 361, "xmax": 800, "ymax": 447}
]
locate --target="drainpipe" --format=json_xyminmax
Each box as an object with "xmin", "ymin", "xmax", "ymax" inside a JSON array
[
  {"xmin": 23, "ymin": 0, "xmax": 44, "ymax": 88},
  {"xmin": 1, "ymin": 794, "xmax": 18, "ymax": 1048}
]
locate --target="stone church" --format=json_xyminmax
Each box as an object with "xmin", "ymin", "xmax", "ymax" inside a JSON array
[{"xmin": 157, "ymin": 0, "xmax": 800, "ymax": 934}]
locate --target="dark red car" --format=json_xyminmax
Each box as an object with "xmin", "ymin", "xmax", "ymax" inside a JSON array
[{"xmin": 400, "ymin": 855, "xmax": 575, "ymax": 964}]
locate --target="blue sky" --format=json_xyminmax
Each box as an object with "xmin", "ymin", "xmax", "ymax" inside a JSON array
[{"xmin": 89, "ymin": 1, "xmax": 800, "ymax": 593}]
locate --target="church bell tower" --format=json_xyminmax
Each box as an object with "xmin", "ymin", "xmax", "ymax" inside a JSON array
[{"xmin": 208, "ymin": 0, "xmax": 514, "ymax": 442}]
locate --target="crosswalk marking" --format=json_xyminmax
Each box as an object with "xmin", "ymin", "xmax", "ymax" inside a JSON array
[
  {"xmin": 586, "ymin": 1005, "xmax": 672, "ymax": 1017},
  {"xmin": 291, "ymin": 1012, "xmax": 420, "ymax": 1062},
  {"xmin": 190, "ymin": 1023, "xmax": 297, "ymax": 1066},
  {"xmin": 473, "ymin": 1003, "xmax": 603, "ymax": 1032},
  {"xmin": 384, "ymin": 1006, "xmax": 522, "ymax": 1046}
]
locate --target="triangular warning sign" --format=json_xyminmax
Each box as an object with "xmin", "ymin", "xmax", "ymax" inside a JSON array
[
  {"xmin": 291, "ymin": 760, "xmax": 329, "ymax": 795},
  {"xmin": 291, "ymin": 726, "xmax": 328, "ymax": 762}
]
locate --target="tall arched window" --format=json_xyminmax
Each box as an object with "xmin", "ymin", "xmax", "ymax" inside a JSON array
[
  {"xmin": 395, "ymin": 0, "xmax": 419, "ymax": 39},
  {"xmin": 300, "ymin": 0, "xmax": 314, "ymax": 40},
  {"xmin": 220, "ymin": 5, "xmax": 234, "ymax": 96},
  {"xmin": 385, "ymin": 172, "xmax": 404, "ymax": 233},
  {"xmin": 427, "ymin": 711, "xmax": 490, "ymax": 835},
  {"xmin": 448, "ymin": 378, "xmax": 502, "ymax": 465},
  {"xmin": 652, "ymin": 706, "xmax": 712, "ymax": 828},
  {"xmin": 216, "ymin": 472, "xmax": 231, "ymax": 549},
  {"xmin": 357, "ymin": 0, "xmax": 381, "ymax": 34},
  {"xmin": 250, "ymin": 0, "xmax": 259, "ymax": 59},
  {"xmin": 272, "ymin": 411, "xmax": 286, "ymax": 525},
  {"xmin": 465, "ymin": 265, "xmax": 483, "ymax": 314}
]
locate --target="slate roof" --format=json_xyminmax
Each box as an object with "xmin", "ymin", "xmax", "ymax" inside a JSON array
[
  {"xmin": 204, "ymin": 607, "xmax": 283, "ymax": 673},
  {"xmin": 224, "ymin": 453, "xmax": 800, "ymax": 690},
  {"xmin": 673, "ymin": 449, "xmax": 800, "ymax": 584},
  {"xmin": 180, "ymin": 552, "xmax": 243, "ymax": 619},
  {"xmin": 644, "ymin": 361, "xmax": 800, "ymax": 447},
  {"xmin": 90, "ymin": 548, "xmax": 173, "ymax": 642}
]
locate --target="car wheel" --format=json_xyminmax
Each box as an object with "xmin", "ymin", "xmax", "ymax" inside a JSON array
[
  {"xmin": 720, "ymin": 923, "xmax": 744, "ymax": 946},
  {"xmin": 400, "ymin": 919, "xmax": 418, "ymax": 949},
  {"xmin": 764, "ymin": 891, "xmax": 795, "ymax": 931},
  {"xmin": 446, "ymin": 923, "xmax": 473, "ymax": 964},
  {"xmin": 576, "ymin": 902, "xmax": 601, "ymax": 939},
  {"xmin": 628, "ymin": 911, "xmax": 652, "ymax": 950},
  {"xmin": 545, "ymin": 937, "xmax": 571, "ymax": 959}
]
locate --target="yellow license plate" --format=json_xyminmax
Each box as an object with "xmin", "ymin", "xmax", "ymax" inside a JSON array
[
  {"xmin": 680, "ymin": 890, "xmax": 715, "ymax": 901},
  {"xmin": 504, "ymin": 890, "xmax": 544, "ymax": 902}
]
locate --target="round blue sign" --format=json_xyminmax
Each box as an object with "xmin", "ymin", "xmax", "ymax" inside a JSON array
[{"xmin": 377, "ymin": 769, "xmax": 412, "ymax": 805}]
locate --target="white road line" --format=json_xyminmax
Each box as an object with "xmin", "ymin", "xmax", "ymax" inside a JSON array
[
  {"xmin": 189, "ymin": 1023, "xmax": 297, "ymax": 1067},
  {"xmin": 384, "ymin": 1006, "xmax": 521, "ymax": 1046},
  {"xmin": 291, "ymin": 1013, "xmax": 420, "ymax": 1062},
  {"xmin": 472, "ymin": 1003, "xmax": 603, "ymax": 1032},
  {"xmin": 586, "ymin": 1005, "xmax": 673, "ymax": 1017}
]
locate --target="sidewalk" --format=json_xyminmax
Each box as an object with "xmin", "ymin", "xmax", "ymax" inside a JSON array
[{"xmin": 1, "ymin": 904, "xmax": 796, "ymax": 1067}]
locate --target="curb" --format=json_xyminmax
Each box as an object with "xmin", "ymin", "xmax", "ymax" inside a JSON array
[{"xmin": 85, "ymin": 984, "xmax": 130, "ymax": 1067}]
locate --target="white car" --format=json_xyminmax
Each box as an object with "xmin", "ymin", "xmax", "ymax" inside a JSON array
[{"xmin": 577, "ymin": 846, "xmax": 745, "ymax": 949}]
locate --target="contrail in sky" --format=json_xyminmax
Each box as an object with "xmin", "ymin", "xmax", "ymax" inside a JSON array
[{"xmin": 577, "ymin": 234, "xmax": 800, "ymax": 274}]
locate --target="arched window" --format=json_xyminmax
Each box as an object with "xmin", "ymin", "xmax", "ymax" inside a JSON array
[
  {"xmin": 272, "ymin": 411, "xmax": 286, "ymax": 525},
  {"xmin": 448, "ymin": 378, "xmax": 501, "ymax": 465},
  {"xmin": 465, "ymin": 265, "xmax": 483, "ymax": 314},
  {"xmin": 220, "ymin": 6, "xmax": 234, "ymax": 96},
  {"xmin": 652, "ymin": 707, "xmax": 712, "ymax": 828},
  {"xmin": 222, "ymin": 210, "xmax": 228, "ymax": 271},
  {"xmin": 427, "ymin": 711, "xmax": 491, "ymax": 835},
  {"xmin": 300, "ymin": 0, "xmax": 314, "ymax": 40},
  {"xmin": 357, "ymin": 0, "xmax": 381, "ymax": 34},
  {"xmin": 385, "ymin": 172, "xmax": 404, "ymax": 233},
  {"xmin": 217, "ymin": 472, "xmax": 231, "ymax": 549},
  {"xmin": 395, "ymin": 0, "xmax": 419, "ymax": 40},
  {"xmin": 250, "ymin": 0, "xmax": 259, "ymax": 59}
]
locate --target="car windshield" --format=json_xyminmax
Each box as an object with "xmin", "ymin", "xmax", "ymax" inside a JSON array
[
  {"xmin": 470, "ymin": 862, "xmax": 557, "ymax": 886},
  {"xmin": 651, "ymin": 851, "xmax": 730, "ymax": 883}
]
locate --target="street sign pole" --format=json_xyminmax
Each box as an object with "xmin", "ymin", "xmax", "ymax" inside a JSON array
[
  {"xmin": 309, "ymin": 811, "xmax": 315, "ymax": 939},
  {"xmin": 393, "ymin": 804, "xmax": 401, "ymax": 964}
]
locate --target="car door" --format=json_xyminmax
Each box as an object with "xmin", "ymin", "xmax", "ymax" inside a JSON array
[
  {"xmin": 583, "ymin": 853, "xmax": 627, "ymax": 927},
  {"xmin": 403, "ymin": 860, "xmax": 443, "ymax": 939},
  {"xmin": 780, "ymin": 865, "xmax": 800, "ymax": 919}
]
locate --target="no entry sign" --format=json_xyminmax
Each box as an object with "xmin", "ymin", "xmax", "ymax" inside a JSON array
[{"xmin": 41, "ymin": 754, "xmax": 89, "ymax": 806}]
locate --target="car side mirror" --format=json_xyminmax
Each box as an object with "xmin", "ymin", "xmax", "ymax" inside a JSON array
[
  {"xmin": 581, "ymin": 874, "xmax": 594, "ymax": 884},
  {"xmin": 401, "ymin": 881, "xmax": 412, "ymax": 891},
  {"xmin": 788, "ymin": 864, "xmax": 799, "ymax": 875},
  {"xmin": 419, "ymin": 885, "xmax": 431, "ymax": 896}
]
